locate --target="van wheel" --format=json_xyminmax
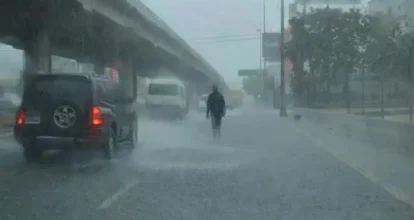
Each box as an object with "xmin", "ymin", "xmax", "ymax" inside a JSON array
[{"xmin": 103, "ymin": 128, "xmax": 116, "ymax": 160}]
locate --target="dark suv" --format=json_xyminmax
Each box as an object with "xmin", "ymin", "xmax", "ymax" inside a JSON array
[{"xmin": 14, "ymin": 73, "xmax": 138, "ymax": 161}]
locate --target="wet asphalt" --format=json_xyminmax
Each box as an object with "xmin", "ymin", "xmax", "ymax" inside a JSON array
[{"xmin": 0, "ymin": 104, "xmax": 413, "ymax": 220}]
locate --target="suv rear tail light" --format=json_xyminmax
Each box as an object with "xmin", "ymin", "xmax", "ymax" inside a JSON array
[
  {"xmin": 16, "ymin": 109, "xmax": 25, "ymax": 125},
  {"xmin": 89, "ymin": 106, "xmax": 103, "ymax": 126},
  {"xmin": 110, "ymin": 68, "xmax": 118, "ymax": 81}
]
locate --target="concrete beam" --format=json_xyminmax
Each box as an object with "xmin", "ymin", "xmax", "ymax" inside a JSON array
[{"xmin": 78, "ymin": 0, "xmax": 224, "ymax": 86}]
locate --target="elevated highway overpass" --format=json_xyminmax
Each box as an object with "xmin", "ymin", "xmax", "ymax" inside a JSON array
[{"xmin": 0, "ymin": 0, "xmax": 227, "ymax": 98}]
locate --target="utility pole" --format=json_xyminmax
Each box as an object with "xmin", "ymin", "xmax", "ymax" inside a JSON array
[
  {"xmin": 409, "ymin": 43, "xmax": 413, "ymax": 122},
  {"xmin": 263, "ymin": 0, "xmax": 267, "ymax": 104},
  {"xmin": 279, "ymin": 0, "xmax": 288, "ymax": 116},
  {"xmin": 258, "ymin": 29, "xmax": 263, "ymax": 101},
  {"xmin": 380, "ymin": 66, "xmax": 384, "ymax": 119},
  {"xmin": 361, "ymin": 63, "xmax": 365, "ymax": 115}
]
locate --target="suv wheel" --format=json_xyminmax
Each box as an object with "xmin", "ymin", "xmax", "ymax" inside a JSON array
[
  {"xmin": 23, "ymin": 143, "xmax": 43, "ymax": 162},
  {"xmin": 103, "ymin": 128, "xmax": 116, "ymax": 160}
]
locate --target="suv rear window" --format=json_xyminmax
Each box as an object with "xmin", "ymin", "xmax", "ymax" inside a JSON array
[
  {"xmin": 23, "ymin": 75, "xmax": 92, "ymax": 108},
  {"xmin": 148, "ymin": 83, "xmax": 178, "ymax": 96}
]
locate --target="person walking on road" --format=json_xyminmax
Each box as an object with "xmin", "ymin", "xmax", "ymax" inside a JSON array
[{"xmin": 206, "ymin": 85, "xmax": 226, "ymax": 139}]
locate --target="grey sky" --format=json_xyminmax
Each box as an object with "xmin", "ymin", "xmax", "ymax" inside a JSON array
[
  {"xmin": 142, "ymin": 0, "xmax": 289, "ymax": 87},
  {"xmin": 0, "ymin": 45, "xmax": 22, "ymax": 79}
]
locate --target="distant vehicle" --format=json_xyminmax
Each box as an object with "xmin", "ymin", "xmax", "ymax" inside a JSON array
[
  {"xmin": 104, "ymin": 68, "xmax": 119, "ymax": 83},
  {"xmin": 146, "ymin": 78, "xmax": 189, "ymax": 119},
  {"xmin": 229, "ymin": 89, "xmax": 244, "ymax": 108},
  {"xmin": 14, "ymin": 72, "xmax": 138, "ymax": 162},
  {"xmin": 223, "ymin": 91, "xmax": 235, "ymax": 110},
  {"xmin": 198, "ymin": 94, "xmax": 208, "ymax": 112}
]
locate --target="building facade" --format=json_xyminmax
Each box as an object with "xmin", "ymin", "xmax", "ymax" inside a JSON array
[{"xmin": 368, "ymin": 0, "xmax": 413, "ymax": 24}]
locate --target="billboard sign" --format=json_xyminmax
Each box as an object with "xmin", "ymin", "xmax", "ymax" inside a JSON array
[
  {"xmin": 289, "ymin": 3, "xmax": 299, "ymax": 19},
  {"xmin": 238, "ymin": 69, "xmax": 266, "ymax": 77},
  {"xmin": 294, "ymin": 0, "xmax": 361, "ymax": 4},
  {"xmin": 262, "ymin": 33, "xmax": 281, "ymax": 62}
]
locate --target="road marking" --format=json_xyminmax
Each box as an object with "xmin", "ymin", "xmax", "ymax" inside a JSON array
[
  {"xmin": 70, "ymin": 158, "xmax": 121, "ymax": 170},
  {"xmin": 135, "ymin": 161, "xmax": 242, "ymax": 171},
  {"xmin": 143, "ymin": 143, "xmax": 239, "ymax": 152},
  {"xmin": 291, "ymin": 124, "xmax": 414, "ymax": 208},
  {"xmin": 97, "ymin": 179, "xmax": 139, "ymax": 210}
]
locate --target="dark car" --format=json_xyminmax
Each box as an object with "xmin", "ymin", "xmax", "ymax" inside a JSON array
[{"xmin": 13, "ymin": 73, "xmax": 138, "ymax": 161}]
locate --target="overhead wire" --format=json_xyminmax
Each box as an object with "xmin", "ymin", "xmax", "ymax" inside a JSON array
[
  {"xmin": 190, "ymin": 33, "xmax": 259, "ymax": 41},
  {"xmin": 190, "ymin": 33, "xmax": 261, "ymax": 45},
  {"xmin": 194, "ymin": 37, "xmax": 260, "ymax": 44}
]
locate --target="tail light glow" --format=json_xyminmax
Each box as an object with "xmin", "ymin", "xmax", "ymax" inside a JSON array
[
  {"xmin": 90, "ymin": 106, "xmax": 103, "ymax": 126},
  {"xmin": 16, "ymin": 109, "xmax": 25, "ymax": 125},
  {"xmin": 110, "ymin": 68, "xmax": 118, "ymax": 81}
]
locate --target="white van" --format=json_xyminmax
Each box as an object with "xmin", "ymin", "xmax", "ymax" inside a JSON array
[{"xmin": 146, "ymin": 78, "xmax": 188, "ymax": 119}]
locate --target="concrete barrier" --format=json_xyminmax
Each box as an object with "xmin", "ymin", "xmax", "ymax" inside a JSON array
[{"xmin": 295, "ymin": 108, "xmax": 414, "ymax": 157}]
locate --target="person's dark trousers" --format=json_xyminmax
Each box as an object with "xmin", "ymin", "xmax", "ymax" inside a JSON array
[{"xmin": 210, "ymin": 115, "xmax": 222, "ymax": 138}]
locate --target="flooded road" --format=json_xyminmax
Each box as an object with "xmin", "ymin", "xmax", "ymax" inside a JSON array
[{"xmin": 0, "ymin": 104, "xmax": 413, "ymax": 220}]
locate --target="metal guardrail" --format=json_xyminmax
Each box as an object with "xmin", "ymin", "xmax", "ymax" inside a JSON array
[{"xmin": 295, "ymin": 108, "xmax": 414, "ymax": 152}]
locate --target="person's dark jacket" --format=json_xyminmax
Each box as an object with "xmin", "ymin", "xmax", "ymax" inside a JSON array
[{"xmin": 206, "ymin": 91, "xmax": 226, "ymax": 118}]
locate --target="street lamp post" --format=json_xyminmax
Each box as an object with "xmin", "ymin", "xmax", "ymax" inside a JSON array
[
  {"xmin": 257, "ymin": 29, "xmax": 263, "ymax": 100},
  {"xmin": 263, "ymin": 0, "xmax": 266, "ymax": 32},
  {"xmin": 263, "ymin": 0, "xmax": 267, "ymax": 103},
  {"xmin": 409, "ymin": 42, "xmax": 413, "ymax": 122},
  {"xmin": 279, "ymin": 0, "xmax": 288, "ymax": 117}
]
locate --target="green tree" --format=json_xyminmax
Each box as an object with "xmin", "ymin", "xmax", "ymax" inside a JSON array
[
  {"xmin": 287, "ymin": 7, "xmax": 373, "ymax": 107},
  {"xmin": 363, "ymin": 12, "xmax": 409, "ymax": 79},
  {"xmin": 287, "ymin": 6, "xmax": 414, "ymax": 108},
  {"xmin": 286, "ymin": 16, "xmax": 308, "ymax": 98}
]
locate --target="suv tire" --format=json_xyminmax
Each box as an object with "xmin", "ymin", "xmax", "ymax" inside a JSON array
[{"xmin": 103, "ymin": 128, "xmax": 116, "ymax": 160}]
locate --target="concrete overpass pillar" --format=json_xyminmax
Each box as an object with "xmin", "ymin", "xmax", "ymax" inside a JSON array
[
  {"xmin": 19, "ymin": 30, "xmax": 51, "ymax": 94},
  {"xmin": 23, "ymin": 30, "xmax": 51, "ymax": 74},
  {"xmin": 112, "ymin": 55, "xmax": 137, "ymax": 100}
]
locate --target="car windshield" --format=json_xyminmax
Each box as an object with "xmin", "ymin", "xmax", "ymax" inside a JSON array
[
  {"xmin": 148, "ymin": 83, "xmax": 178, "ymax": 96},
  {"xmin": 24, "ymin": 76, "xmax": 91, "ymax": 107}
]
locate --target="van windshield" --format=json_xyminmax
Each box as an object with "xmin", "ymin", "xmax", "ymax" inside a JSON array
[{"xmin": 148, "ymin": 83, "xmax": 178, "ymax": 96}]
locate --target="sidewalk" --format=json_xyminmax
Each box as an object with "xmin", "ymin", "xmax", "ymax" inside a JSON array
[
  {"xmin": 323, "ymin": 107, "xmax": 409, "ymax": 114},
  {"xmin": 321, "ymin": 107, "xmax": 413, "ymax": 123},
  {"xmin": 294, "ymin": 118, "xmax": 414, "ymax": 207}
]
